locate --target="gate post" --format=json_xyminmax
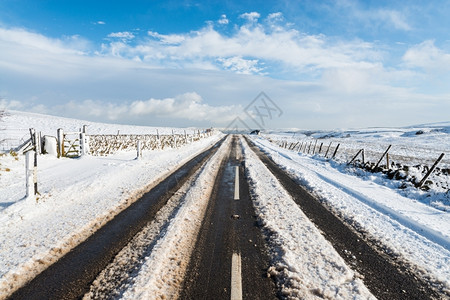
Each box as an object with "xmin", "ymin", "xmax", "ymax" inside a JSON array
[
  {"xmin": 25, "ymin": 151, "xmax": 34, "ymax": 199},
  {"xmin": 57, "ymin": 128, "xmax": 64, "ymax": 158},
  {"xmin": 136, "ymin": 138, "xmax": 141, "ymax": 159},
  {"xmin": 80, "ymin": 132, "xmax": 88, "ymax": 156}
]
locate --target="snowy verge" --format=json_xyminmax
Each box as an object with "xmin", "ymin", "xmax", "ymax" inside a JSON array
[
  {"xmin": 0, "ymin": 134, "xmax": 223, "ymax": 299},
  {"xmin": 249, "ymin": 135, "xmax": 450, "ymax": 293},
  {"xmin": 241, "ymin": 137, "xmax": 375, "ymax": 299},
  {"xmin": 119, "ymin": 135, "xmax": 231, "ymax": 299}
]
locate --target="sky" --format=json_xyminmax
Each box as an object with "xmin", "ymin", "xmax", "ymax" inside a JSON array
[{"xmin": 0, "ymin": 0, "xmax": 449, "ymax": 130}]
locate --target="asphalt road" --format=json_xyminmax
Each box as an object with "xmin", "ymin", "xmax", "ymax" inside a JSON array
[{"xmin": 180, "ymin": 136, "xmax": 278, "ymax": 299}]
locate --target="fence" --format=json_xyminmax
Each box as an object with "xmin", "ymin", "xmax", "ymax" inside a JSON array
[
  {"xmin": 88, "ymin": 130, "xmax": 209, "ymax": 156},
  {"xmin": 273, "ymin": 137, "xmax": 448, "ymax": 190},
  {"xmin": 5, "ymin": 126, "xmax": 213, "ymax": 201},
  {"xmin": 0, "ymin": 128, "xmax": 31, "ymax": 153}
]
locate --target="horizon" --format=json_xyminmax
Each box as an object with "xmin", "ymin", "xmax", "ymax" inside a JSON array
[{"xmin": 3, "ymin": 109, "xmax": 449, "ymax": 133}]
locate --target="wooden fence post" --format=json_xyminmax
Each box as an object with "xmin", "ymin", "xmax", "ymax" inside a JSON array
[
  {"xmin": 331, "ymin": 143, "xmax": 340, "ymax": 159},
  {"xmin": 57, "ymin": 128, "xmax": 64, "ymax": 158},
  {"xmin": 347, "ymin": 149, "xmax": 364, "ymax": 165},
  {"xmin": 416, "ymin": 153, "xmax": 445, "ymax": 188},
  {"xmin": 318, "ymin": 142, "xmax": 323, "ymax": 154},
  {"xmin": 373, "ymin": 145, "xmax": 392, "ymax": 171},
  {"xmin": 312, "ymin": 140, "xmax": 318, "ymax": 154},
  {"xmin": 34, "ymin": 131, "xmax": 42, "ymax": 155},
  {"xmin": 324, "ymin": 142, "xmax": 332, "ymax": 158}
]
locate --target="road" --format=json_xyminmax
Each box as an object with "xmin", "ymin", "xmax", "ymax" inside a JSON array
[
  {"xmin": 7, "ymin": 134, "xmax": 442, "ymax": 299},
  {"xmin": 180, "ymin": 136, "xmax": 278, "ymax": 299}
]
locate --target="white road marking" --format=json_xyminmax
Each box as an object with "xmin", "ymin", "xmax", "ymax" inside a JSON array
[
  {"xmin": 231, "ymin": 252, "xmax": 242, "ymax": 300},
  {"xmin": 234, "ymin": 166, "xmax": 239, "ymax": 200}
]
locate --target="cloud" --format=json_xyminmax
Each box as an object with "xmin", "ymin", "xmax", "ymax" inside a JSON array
[
  {"xmin": 240, "ymin": 12, "xmax": 260, "ymax": 22},
  {"xmin": 218, "ymin": 14, "xmax": 229, "ymax": 25},
  {"xmin": 48, "ymin": 93, "xmax": 242, "ymax": 125},
  {"xmin": 148, "ymin": 31, "xmax": 185, "ymax": 44},
  {"xmin": 107, "ymin": 31, "xmax": 135, "ymax": 40},
  {"xmin": 336, "ymin": 1, "xmax": 412, "ymax": 32},
  {"xmin": 217, "ymin": 56, "xmax": 263, "ymax": 74},
  {"xmin": 0, "ymin": 14, "xmax": 448, "ymax": 129},
  {"xmin": 402, "ymin": 40, "xmax": 450, "ymax": 71},
  {"xmin": 377, "ymin": 10, "xmax": 411, "ymax": 31},
  {"xmin": 129, "ymin": 92, "xmax": 240, "ymax": 122},
  {"xmin": 0, "ymin": 27, "xmax": 87, "ymax": 56},
  {"xmin": 96, "ymin": 21, "xmax": 106, "ymax": 25},
  {"xmin": 98, "ymin": 16, "xmax": 381, "ymax": 76},
  {"xmin": 267, "ymin": 12, "xmax": 283, "ymax": 21},
  {"xmin": 0, "ymin": 99, "xmax": 24, "ymax": 110}
]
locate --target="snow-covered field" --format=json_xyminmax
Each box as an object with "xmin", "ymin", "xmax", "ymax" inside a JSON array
[{"xmin": 0, "ymin": 110, "xmax": 448, "ymax": 299}]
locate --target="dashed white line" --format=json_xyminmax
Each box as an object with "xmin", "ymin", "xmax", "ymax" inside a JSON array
[
  {"xmin": 231, "ymin": 252, "xmax": 242, "ymax": 300},
  {"xmin": 234, "ymin": 166, "xmax": 240, "ymax": 200}
]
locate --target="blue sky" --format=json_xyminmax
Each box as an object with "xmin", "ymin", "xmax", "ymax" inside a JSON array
[{"xmin": 1, "ymin": 0, "xmax": 449, "ymax": 129}]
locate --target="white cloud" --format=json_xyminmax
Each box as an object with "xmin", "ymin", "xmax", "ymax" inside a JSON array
[
  {"xmin": 148, "ymin": 31, "xmax": 185, "ymax": 44},
  {"xmin": 107, "ymin": 31, "xmax": 135, "ymax": 40},
  {"xmin": 96, "ymin": 21, "xmax": 106, "ymax": 25},
  {"xmin": 337, "ymin": 1, "xmax": 412, "ymax": 32},
  {"xmin": 403, "ymin": 40, "xmax": 450, "ymax": 71},
  {"xmin": 267, "ymin": 12, "xmax": 283, "ymax": 21},
  {"xmin": 0, "ymin": 17, "xmax": 448, "ymax": 129},
  {"xmin": 217, "ymin": 56, "xmax": 263, "ymax": 74},
  {"xmin": 100, "ymin": 20, "xmax": 381, "ymax": 76},
  {"xmin": 240, "ymin": 12, "xmax": 260, "ymax": 23},
  {"xmin": 129, "ymin": 92, "xmax": 240, "ymax": 122},
  {"xmin": 377, "ymin": 10, "xmax": 411, "ymax": 31},
  {"xmin": 49, "ymin": 93, "xmax": 242, "ymax": 124},
  {"xmin": 218, "ymin": 14, "xmax": 229, "ymax": 25},
  {"xmin": 0, "ymin": 27, "xmax": 86, "ymax": 55},
  {"xmin": 0, "ymin": 99, "xmax": 24, "ymax": 110}
]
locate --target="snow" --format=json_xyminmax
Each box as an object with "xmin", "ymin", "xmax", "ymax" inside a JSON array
[
  {"xmin": 247, "ymin": 131, "xmax": 450, "ymax": 294},
  {"xmin": 0, "ymin": 110, "xmax": 223, "ymax": 298}
]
